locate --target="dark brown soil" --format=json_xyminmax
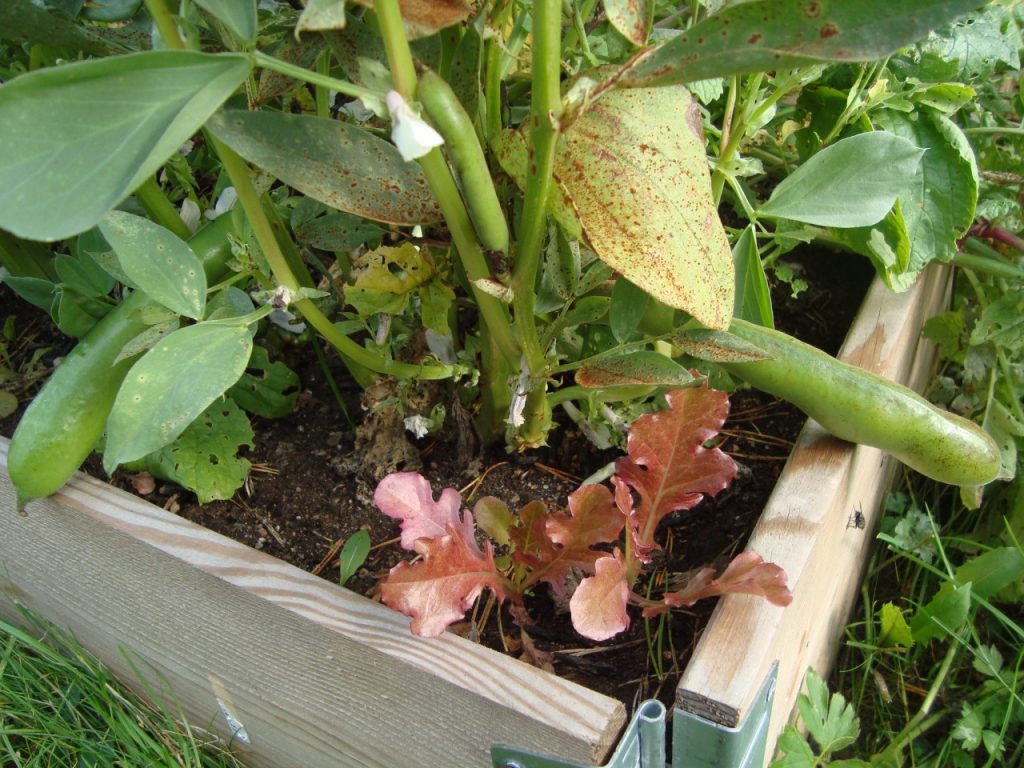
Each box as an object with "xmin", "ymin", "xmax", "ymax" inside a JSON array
[{"xmin": 0, "ymin": 247, "xmax": 873, "ymax": 710}]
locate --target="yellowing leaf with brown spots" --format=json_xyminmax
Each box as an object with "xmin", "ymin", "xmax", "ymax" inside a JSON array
[
  {"xmin": 496, "ymin": 86, "xmax": 734, "ymax": 328},
  {"xmin": 354, "ymin": 0, "xmax": 473, "ymax": 38},
  {"xmin": 604, "ymin": 0, "xmax": 652, "ymax": 47}
]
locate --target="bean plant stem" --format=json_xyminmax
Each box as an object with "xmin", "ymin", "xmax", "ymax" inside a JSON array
[
  {"xmin": 511, "ymin": 0, "xmax": 564, "ymax": 445},
  {"xmin": 143, "ymin": 0, "xmax": 184, "ymax": 49},
  {"xmin": 373, "ymin": 0, "xmax": 417, "ymax": 98},
  {"xmin": 135, "ymin": 176, "xmax": 191, "ymax": 240},
  {"xmin": 211, "ymin": 134, "xmax": 454, "ymax": 381},
  {"xmin": 372, "ymin": 0, "xmax": 520, "ymax": 365}
]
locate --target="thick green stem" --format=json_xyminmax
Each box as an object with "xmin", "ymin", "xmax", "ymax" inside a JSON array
[
  {"xmin": 954, "ymin": 248, "xmax": 1024, "ymax": 281},
  {"xmin": 417, "ymin": 151, "xmax": 520, "ymax": 362},
  {"xmin": 374, "ymin": 0, "xmax": 417, "ymax": 98},
  {"xmin": 143, "ymin": 0, "xmax": 185, "ymax": 49},
  {"xmin": 511, "ymin": 0, "xmax": 563, "ymax": 445},
  {"xmin": 135, "ymin": 176, "xmax": 191, "ymax": 240},
  {"xmin": 210, "ymin": 134, "xmax": 453, "ymax": 382}
]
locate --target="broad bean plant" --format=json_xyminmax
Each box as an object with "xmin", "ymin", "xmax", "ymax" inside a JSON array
[{"xmin": 0, "ymin": 0, "xmax": 1014, "ymax": 636}]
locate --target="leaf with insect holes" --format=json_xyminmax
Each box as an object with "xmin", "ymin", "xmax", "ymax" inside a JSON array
[
  {"xmin": 614, "ymin": 387, "xmax": 737, "ymax": 553},
  {"xmin": 510, "ymin": 495, "xmax": 620, "ymax": 597},
  {"xmin": 379, "ymin": 525, "xmax": 511, "ymax": 636},
  {"xmin": 653, "ymin": 551, "xmax": 793, "ymax": 612},
  {"xmin": 570, "ymin": 551, "xmax": 631, "ymax": 641},
  {"xmin": 374, "ymin": 471, "xmax": 477, "ymax": 553}
]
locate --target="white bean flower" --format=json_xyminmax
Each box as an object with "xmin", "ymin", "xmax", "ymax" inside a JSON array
[{"xmin": 386, "ymin": 90, "xmax": 444, "ymax": 162}]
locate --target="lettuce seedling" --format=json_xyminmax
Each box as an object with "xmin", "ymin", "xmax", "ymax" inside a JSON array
[{"xmin": 374, "ymin": 386, "xmax": 793, "ymax": 641}]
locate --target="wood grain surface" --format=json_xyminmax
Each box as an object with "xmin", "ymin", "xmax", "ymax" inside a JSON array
[{"xmin": 0, "ymin": 439, "xmax": 626, "ymax": 767}]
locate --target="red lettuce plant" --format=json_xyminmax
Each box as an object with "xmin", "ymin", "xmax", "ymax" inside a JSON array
[{"xmin": 374, "ymin": 386, "xmax": 792, "ymax": 641}]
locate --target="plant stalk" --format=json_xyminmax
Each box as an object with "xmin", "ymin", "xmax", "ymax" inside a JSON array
[
  {"xmin": 143, "ymin": 0, "xmax": 185, "ymax": 49},
  {"xmin": 135, "ymin": 176, "xmax": 192, "ymax": 240},
  {"xmin": 210, "ymin": 134, "xmax": 454, "ymax": 381},
  {"xmin": 511, "ymin": 0, "xmax": 564, "ymax": 445}
]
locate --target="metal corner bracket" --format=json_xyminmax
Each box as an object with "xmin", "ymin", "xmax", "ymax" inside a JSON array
[{"xmin": 490, "ymin": 662, "xmax": 778, "ymax": 768}]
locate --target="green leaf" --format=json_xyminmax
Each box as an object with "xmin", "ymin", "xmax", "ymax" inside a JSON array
[
  {"xmin": 830, "ymin": 203, "xmax": 913, "ymax": 291},
  {"xmin": 769, "ymin": 726, "xmax": 816, "ymax": 767},
  {"xmin": 575, "ymin": 351, "xmax": 696, "ymax": 388},
  {"xmin": 294, "ymin": 212, "xmax": 387, "ymax": 252},
  {"xmin": 54, "ymin": 252, "xmax": 115, "ymax": 299},
  {"xmin": 105, "ymin": 323, "xmax": 254, "ymax": 471},
  {"xmin": 871, "ymin": 109, "xmax": 978, "ymax": 287},
  {"xmin": 207, "ymin": 109, "xmax": 441, "ymax": 226},
  {"xmin": 972, "ymin": 644, "xmax": 1004, "ymax": 679},
  {"xmin": 227, "ymin": 345, "xmax": 300, "ymax": 419},
  {"xmin": 338, "ymin": 529, "xmax": 372, "ymax": 586},
  {"xmin": 609, "ymin": 278, "xmax": 651, "ymax": 343},
  {"xmin": 497, "ymin": 86, "xmax": 734, "ymax": 329},
  {"xmin": 143, "ymin": 397, "xmax": 254, "ymax": 503},
  {"xmin": 947, "ymin": 547, "xmax": 1024, "ymax": 601},
  {"xmin": 55, "ymin": 291, "xmax": 111, "ymax": 338},
  {"xmin": 0, "ymin": 391, "xmax": 17, "ymax": 419},
  {"xmin": 99, "ymin": 212, "xmax": 207, "ymax": 320},
  {"xmin": 970, "ymin": 288, "xmax": 1024, "ymax": 352},
  {"xmin": 194, "ymin": 0, "xmax": 257, "ymax": 44},
  {"xmin": 798, "ymin": 668, "xmax": 860, "ymax": 755},
  {"xmin": 731, "ymin": 225, "xmax": 773, "ymax": 326},
  {"xmin": 953, "ymin": 704, "xmax": 985, "ymax": 751},
  {"xmin": 0, "ymin": 51, "xmax": 250, "ymax": 241},
  {"xmin": 878, "ymin": 601, "xmax": 914, "ymax": 648},
  {"xmin": 0, "ymin": 0, "xmax": 114, "ymax": 54},
  {"xmin": 920, "ymin": 5, "xmax": 1021, "ymax": 80},
  {"xmin": 758, "ymin": 133, "xmax": 924, "ymax": 227},
  {"xmin": 620, "ymin": 0, "xmax": 988, "ymax": 87},
  {"xmin": 910, "ymin": 581, "xmax": 971, "ymax": 643},
  {"xmin": 3, "ymin": 276, "xmax": 57, "ymax": 313}
]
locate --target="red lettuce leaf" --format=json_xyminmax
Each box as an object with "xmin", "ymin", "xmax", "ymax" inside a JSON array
[
  {"xmin": 615, "ymin": 387, "xmax": 737, "ymax": 551},
  {"xmin": 374, "ymin": 471, "xmax": 479, "ymax": 554},
  {"xmin": 647, "ymin": 551, "xmax": 793, "ymax": 615},
  {"xmin": 569, "ymin": 551, "xmax": 631, "ymax": 641},
  {"xmin": 380, "ymin": 524, "xmax": 511, "ymax": 636}
]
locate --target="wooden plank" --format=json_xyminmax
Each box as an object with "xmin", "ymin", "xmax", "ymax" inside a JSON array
[
  {"xmin": 676, "ymin": 265, "xmax": 950, "ymax": 761},
  {"xmin": 0, "ymin": 440, "xmax": 626, "ymax": 767}
]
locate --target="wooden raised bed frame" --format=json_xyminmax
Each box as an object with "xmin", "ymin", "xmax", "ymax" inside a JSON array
[{"xmin": 0, "ymin": 265, "xmax": 949, "ymax": 767}]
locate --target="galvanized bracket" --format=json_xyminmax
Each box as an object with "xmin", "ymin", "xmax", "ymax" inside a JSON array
[
  {"xmin": 490, "ymin": 663, "xmax": 777, "ymax": 768},
  {"xmin": 492, "ymin": 700, "xmax": 666, "ymax": 768},
  {"xmin": 672, "ymin": 662, "xmax": 778, "ymax": 768}
]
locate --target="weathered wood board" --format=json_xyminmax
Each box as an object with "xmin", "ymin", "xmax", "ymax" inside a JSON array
[
  {"xmin": 677, "ymin": 264, "xmax": 951, "ymax": 764},
  {"xmin": 0, "ymin": 438, "xmax": 626, "ymax": 767}
]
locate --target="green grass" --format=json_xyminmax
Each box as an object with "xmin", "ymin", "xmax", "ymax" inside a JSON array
[{"xmin": 0, "ymin": 609, "xmax": 243, "ymax": 768}]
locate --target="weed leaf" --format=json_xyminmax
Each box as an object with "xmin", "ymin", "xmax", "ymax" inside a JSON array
[{"xmin": 799, "ymin": 668, "xmax": 861, "ymax": 755}]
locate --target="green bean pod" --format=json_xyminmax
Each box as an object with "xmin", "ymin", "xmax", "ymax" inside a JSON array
[
  {"xmin": 723, "ymin": 318, "xmax": 1001, "ymax": 487},
  {"xmin": 417, "ymin": 70, "xmax": 509, "ymax": 255},
  {"xmin": 7, "ymin": 214, "xmax": 238, "ymax": 504}
]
